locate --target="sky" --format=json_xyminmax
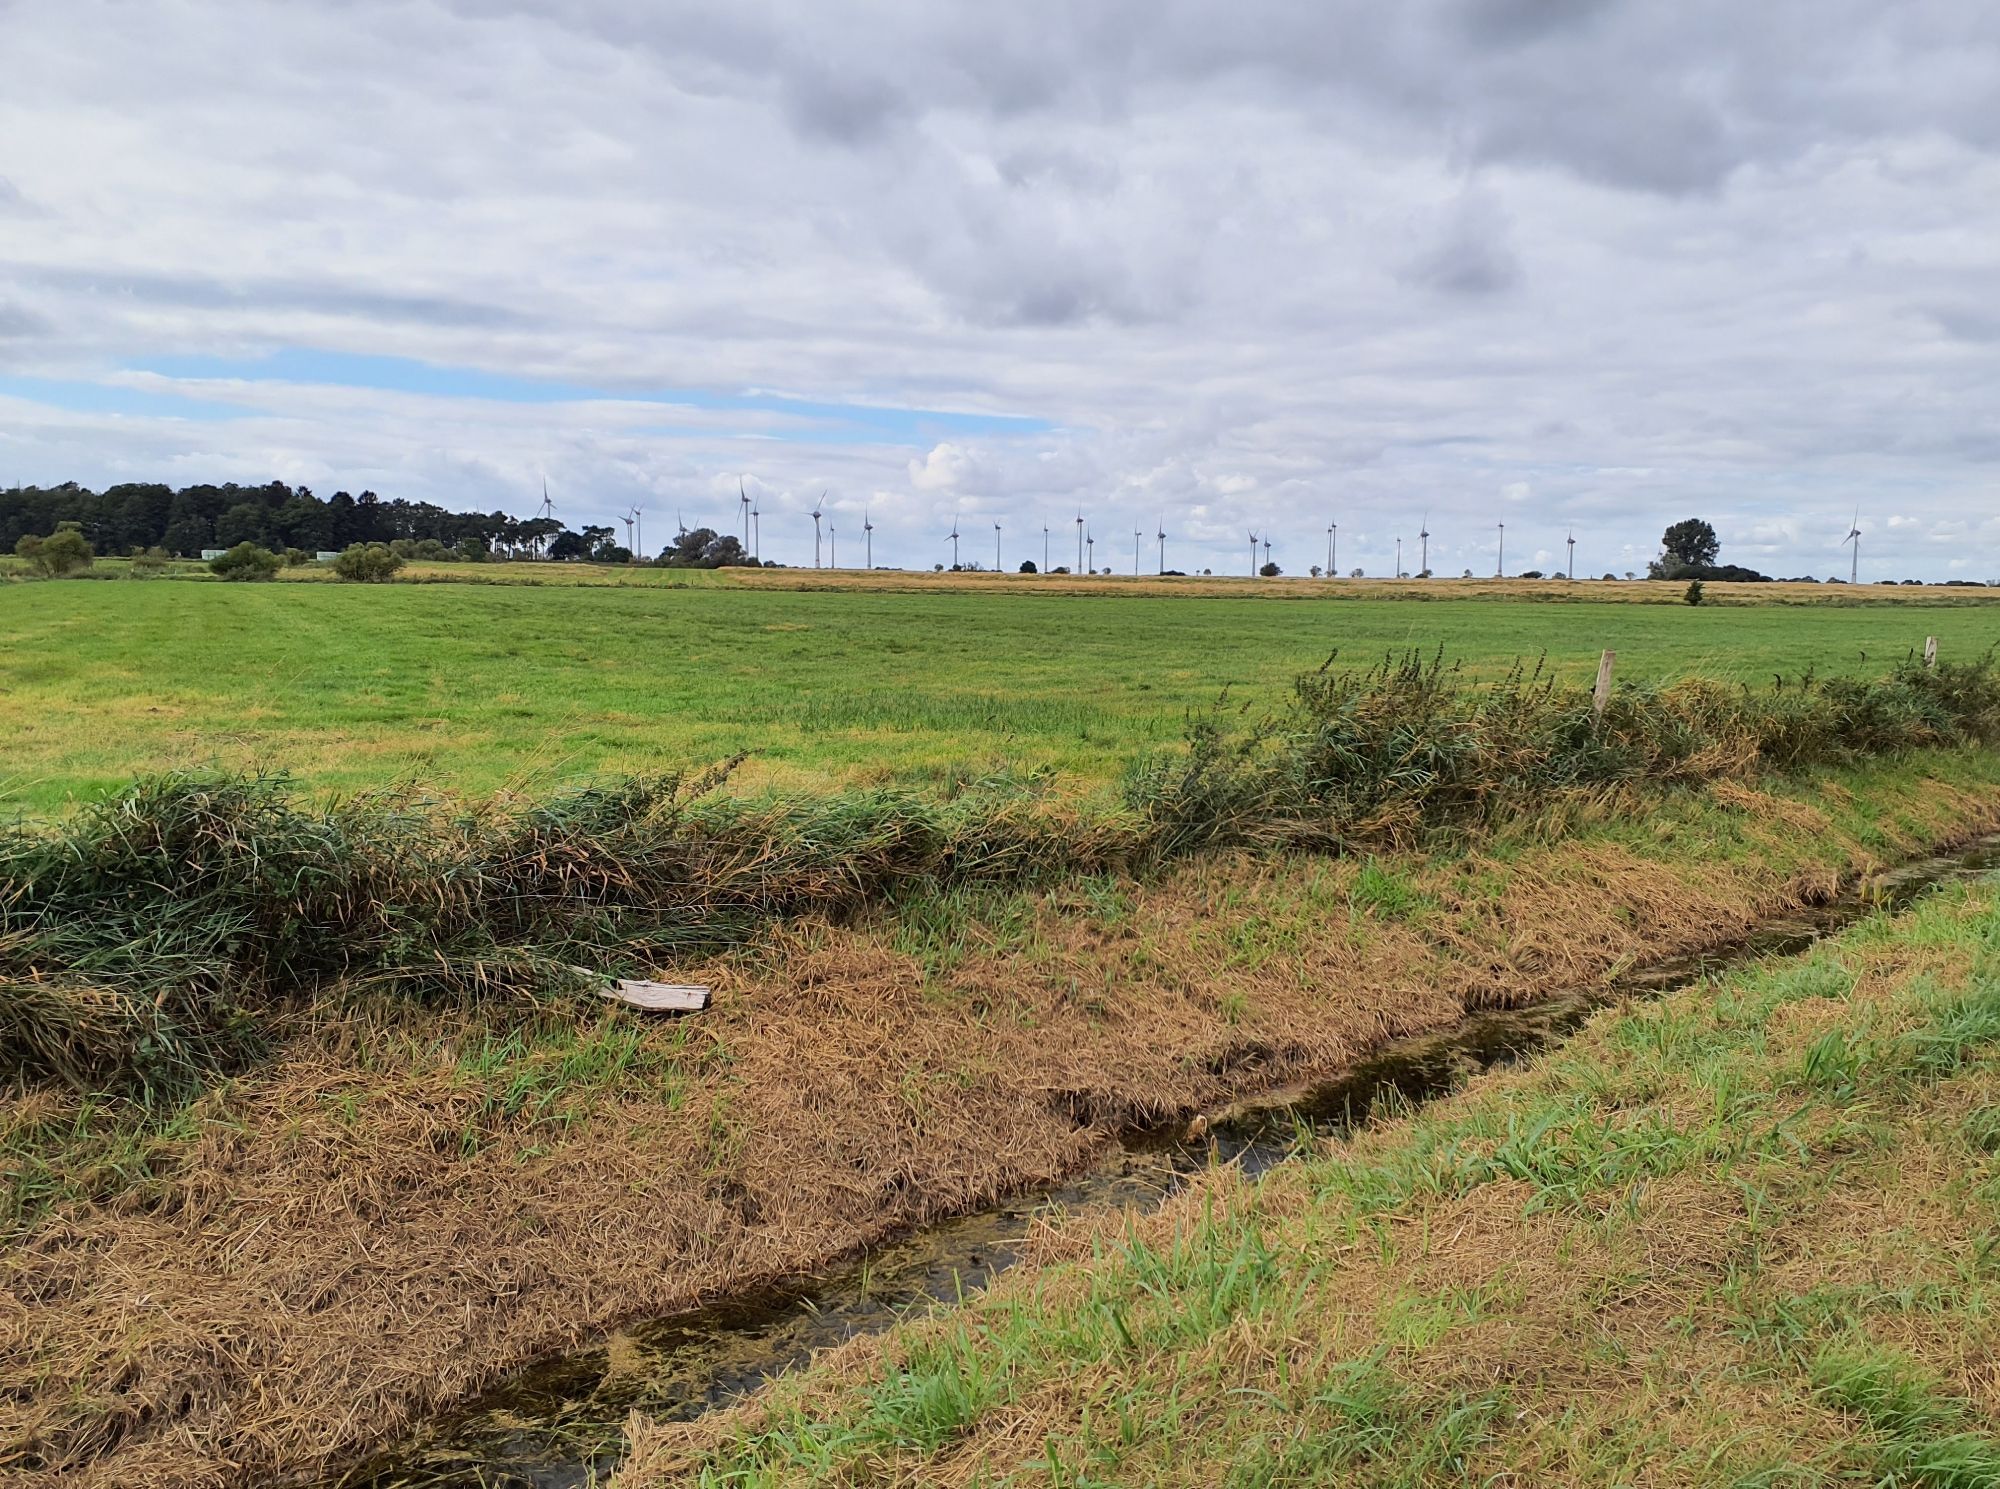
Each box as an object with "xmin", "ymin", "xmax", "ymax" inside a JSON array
[{"xmin": 2, "ymin": 2, "xmax": 1998, "ymax": 579}]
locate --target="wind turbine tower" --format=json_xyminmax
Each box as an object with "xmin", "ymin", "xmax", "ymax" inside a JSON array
[
  {"xmin": 751, "ymin": 499, "xmax": 760, "ymax": 563},
  {"xmin": 1566, "ymin": 530, "xmax": 1576, "ymax": 580},
  {"xmin": 1419, "ymin": 513, "xmax": 1430, "ymax": 577},
  {"xmin": 1075, "ymin": 512, "xmax": 1085, "ymax": 574},
  {"xmin": 1496, "ymin": 521, "xmax": 1506, "ymax": 578},
  {"xmin": 863, "ymin": 509, "xmax": 874, "ymax": 570},
  {"xmin": 829, "ymin": 521, "xmax": 837, "ymax": 568},
  {"xmin": 1262, "ymin": 535, "xmax": 1273, "ymax": 572},
  {"xmin": 1042, "ymin": 524, "xmax": 1050, "ymax": 572},
  {"xmin": 536, "ymin": 479, "xmax": 556, "ymax": 558},
  {"xmin": 1845, "ymin": 508, "xmax": 1862, "ymax": 585},
  {"xmin": 739, "ymin": 480, "xmax": 751, "ymax": 545},
  {"xmin": 1327, "ymin": 522, "xmax": 1336, "ymax": 577},
  {"xmin": 1156, "ymin": 516, "xmax": 1166, "ymax": 575},
  {"xmin": 812, "ymin": 493, "xmax": 825, "ymax": 569},
  {"xmin": 1133, "ymin": 526, "xmax": 1143, "ymax": 576},
  {"xmin": 1086, "ymin": 528, "xmax": 1095, "ymax": 572},
  {"xmin": 1248, "ymin": 531, "xmax": 1259, "ymax": 577},
  {"xmin": 995, "ymin": 521, "xmax": 1002, "ymax": 573},
  {"xmin": 949, "ymin": 520, "xmax": 960, "ymax": 570},
  {"xmin": 1395, "ymin": 535, "xmax": 1403, "ymax": 578}
]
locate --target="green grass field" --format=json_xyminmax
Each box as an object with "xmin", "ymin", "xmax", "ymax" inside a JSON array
[{"xmin": 5, "ymin": 578, "xmax": 2000, "ymax": 816}]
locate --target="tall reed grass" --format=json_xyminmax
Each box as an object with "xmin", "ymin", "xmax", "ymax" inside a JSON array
[{"xmin": 5, "ymin": 652, "xmax": 1997, "ymax": 1100}]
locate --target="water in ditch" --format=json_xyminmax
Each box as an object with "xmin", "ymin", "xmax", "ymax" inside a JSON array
[{"xmin": 321, "ymin": 836, "xmax": 2000, "ymax": 1489}]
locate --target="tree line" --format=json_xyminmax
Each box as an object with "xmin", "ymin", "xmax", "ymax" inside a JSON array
[
  {"xmin": 4, "ymin": 479, "xmax": 786, "ymax": 568},
  {"xmin": 0, "ymin": 480, "xmax": 568, "ymax": 559}
]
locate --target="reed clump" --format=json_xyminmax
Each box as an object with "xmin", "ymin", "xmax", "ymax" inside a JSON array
[
  {"xmin": 5, "ymin": 652, "xmax": 1997, "ymax": 1101},
  {"xmin": 1131, "ymin": 649, "xmax": 2000, "ymax": 853}
]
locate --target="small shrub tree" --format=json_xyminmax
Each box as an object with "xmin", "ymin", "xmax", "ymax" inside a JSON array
[
  {"xmin": 17, "ymin": 523, "xmax": 94, "ymax": 577},
  {"xmin": 332, "ymin": 543, "xmax": 405, "ymax": 582},
  {"xmin": 209, "ymin": 542, "xmax": 282, "ymax": 581},
  {"xmin": 1684, "ymin": 577, "xmax": 1706, "ymax": 606},
  {"xmin": 129, "ymin": 546, "xmax": 168, "ymax": 577},
  {"xmin": 1018, "ymin": 559, "xmax": 1037, "ymax": 573},
  {"xmin": 1260, "ymin": 561, "xmax": 1281, "ymax": 577}
]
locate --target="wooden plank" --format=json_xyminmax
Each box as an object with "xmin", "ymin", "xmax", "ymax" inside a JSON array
[
  {"xmin": 599, "ymin": 979, "xmax": 710, "ymax": 1013},
  {"xmin": 1592, "ymin": 649, "xmax": 1617, "ymax": 718},
  {"xmin": 1925, "ymin": 635, "xmax": 1938, "ymax": 669},
  {"xmin": 568, "ymin": 964, "xmax": 710, "ymax": 1012}
]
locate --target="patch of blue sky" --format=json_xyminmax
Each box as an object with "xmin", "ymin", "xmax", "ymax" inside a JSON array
[
  {"xmin": 134, "ymin": 347, "xmax": 1055, "ymax": 445},
  {"xmin": 0, "ymin": 374, "xmax": 250, "ymax": 421}
]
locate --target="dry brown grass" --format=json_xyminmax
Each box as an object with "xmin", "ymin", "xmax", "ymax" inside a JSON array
[
  {"xmin": 6, "ymin": 771, "xmax": 2000, "ymax": 1485},
  {"xmin": 389, "ymin": 561, "xmax": 2000, "ymax": 608}
]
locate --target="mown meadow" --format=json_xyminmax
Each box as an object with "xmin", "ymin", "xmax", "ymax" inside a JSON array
[
  {"xmin": 10, "ymin": 568, "xmax": 2000, "ymax": 1486},
  {"xmin": 6, "ymin": 574, "xmax": 2000, "ymax": 816}
]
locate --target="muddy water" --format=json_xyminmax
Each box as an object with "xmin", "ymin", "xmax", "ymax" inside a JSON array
[{"xmin": 321, "ymin": 836, "xmax": 2000, "ymax": 1489}]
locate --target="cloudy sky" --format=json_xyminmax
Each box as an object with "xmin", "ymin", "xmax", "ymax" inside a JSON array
[{"xmin": 3, "ymin": 1, "xmax": 1999, "ymax": 578}]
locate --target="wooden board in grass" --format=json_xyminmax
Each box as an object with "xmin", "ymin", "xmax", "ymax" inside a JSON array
[
  {"xmin": 603, "ymin": 980, "xmax": 709, "ymax": 1012},
  {"xmin": 569, "ymin": 966, "xmax": 711, "ymax": 1013}
]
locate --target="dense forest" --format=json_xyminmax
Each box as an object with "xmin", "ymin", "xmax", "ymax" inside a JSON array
[
  {"xmin": 0, "ymin": 481, "xmax": 764, "ymax": 565},
  {"xmin": 0, "ymin": 481, "xmax": 551, "ymax": 558}
]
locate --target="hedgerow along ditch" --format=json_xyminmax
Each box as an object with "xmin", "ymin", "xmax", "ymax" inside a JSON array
[{"xmin": 5, "ymin": 650, "xmax": 1998, "ymax": 1102}]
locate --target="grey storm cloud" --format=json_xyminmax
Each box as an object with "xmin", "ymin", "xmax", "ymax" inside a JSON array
[{"xmin": 1, "ymin": 0, "xmax": 1999, "ymax": 576}]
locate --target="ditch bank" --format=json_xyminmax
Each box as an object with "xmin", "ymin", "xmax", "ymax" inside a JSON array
[
  {"xmin": 7, "ymin": 758, "xmax": 2000, "ymax": 1487},
  {"xmin": 323, "ymin": 831, "xmax": 2000, "ymax": 1488}
]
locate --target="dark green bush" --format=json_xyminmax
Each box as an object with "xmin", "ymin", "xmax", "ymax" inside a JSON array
[
  {"xmin": 332, "ymin": 543, "xmax": 404, "ymax": 582},
  {"xmin": 208, "ymin": 542, "xmax": 282, "ymax": 581}
]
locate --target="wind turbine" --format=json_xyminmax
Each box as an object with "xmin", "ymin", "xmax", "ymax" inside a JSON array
[
  {"xmin": 811, "ymin": 493, "xmax": 825, "ymax": 568},
  {"xmin": 995, "ymin": 521, "xmax": 1002, "ymax": 573},
  {"xmin": 1042, "ymin": 524, "xmax": 1050, "ymax": 572},
  {"xmin": 751, "ymin": 497, "xmax": 760, "ymax": 563},
  {"xmin": 1566, "ymin": 530, "xmax": 1576, "ymax": 580},
  {"xmin": 1075, "ymin": 511, "xmax": 1085, "ymax": 574},
  {"xmin": 1248, "ymin": 531, "xmax": 1259, "ymax": 577},
  {"xmin": 620, "ymin": 508, "xmax": 636, "ymax": 557},
  {"xmin": 829, "ymin": 520, "xmax": 837, "ymax": 568},
  {"xmin": 948, "ymin": 520, "xmax": 960, "ymax": 569},
  {"xmin": 1086, "ymin": 528, "xmax": 1095, "ymax": 572},
  {"xmin": 1844, "ymin": 507, "xmax": 1862, "ymax": 585},
  {"xmin": 1419, "ymin": 513, "xmax": 1430, "ymax": 577},
  {"xmin": 739, "ymin": 480, "xmax": 751, "ymax": 546},
  {"xmin": 1133, "ymin": 526, "xmax": 1143, "ymax": 576},
  {"xmin": 1156, "ymin": 516, "xmax": 1166, "ymax": 575},
  {"xmin": 1262, "ymin": 535, "xmax": 1273, "ymax": 573},
  {"xmin": 535, "ymin": 479, "xmax": 556, "ymax": 558},
  {"xmin": 1327, "ymin": 522, "xmax": 1336, "ymax": 577},
  {"xmin": 633, "ymin": 507, "xmax": 643, "ymax": 561},
  {"xmin": 863, "ymin": 508, "xmax": 874, "ymax": 570},
  {"xmin": 1496, "ymin": 521, "xmax": 1505, "ymax": 578},
  {"xmin": 1395, "ymin": 535, "xmax": 1403, "ymax": 578}
]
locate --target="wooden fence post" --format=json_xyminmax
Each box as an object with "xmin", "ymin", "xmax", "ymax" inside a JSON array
[
  {"xmin": 1925, "ymin": 636, "xmax": 1938, "ymax": 669},
  {"xmin": 1593, "ymin": 649, "xmax": 1617, "ymax": 718}
]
